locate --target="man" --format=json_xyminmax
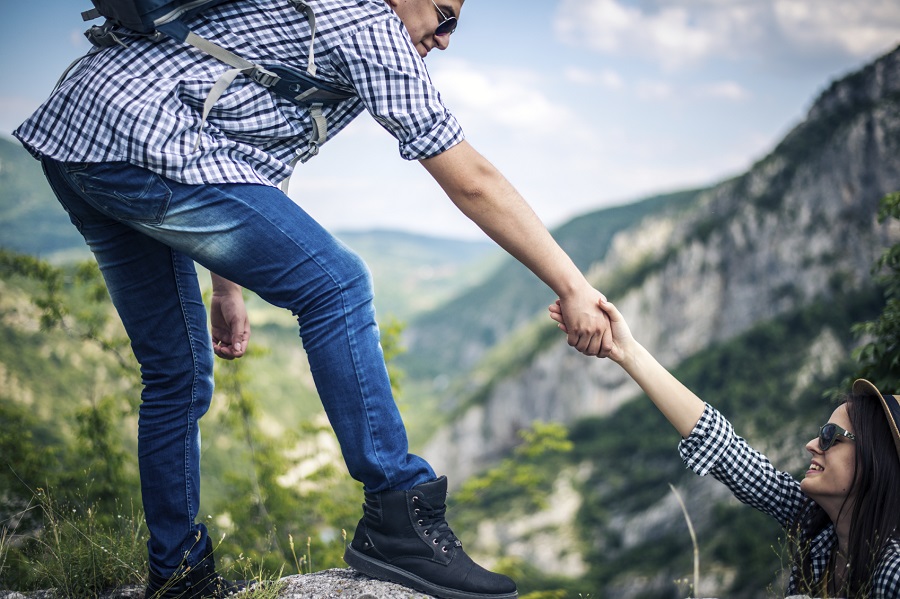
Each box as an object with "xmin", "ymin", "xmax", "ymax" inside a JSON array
[{"xmin": 14, "ymin": 0, "xmax": 612, "ymax": 597}]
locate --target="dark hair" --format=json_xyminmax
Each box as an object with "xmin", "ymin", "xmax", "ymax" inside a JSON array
[{"xmin": 792, "ymin": 393, "xmax": 900, "ymax": 597}]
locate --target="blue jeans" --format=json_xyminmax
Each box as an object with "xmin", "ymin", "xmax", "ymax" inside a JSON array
[{"xmin": 40, "ymin": 159, "xmax": 434, "ymax": 575}]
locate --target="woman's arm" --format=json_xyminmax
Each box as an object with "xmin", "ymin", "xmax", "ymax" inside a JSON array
[
  {"xmin": 550, "ymin": 297, "xmax": 704, "ymax": 437},
  {"xmin": 551, "ymin": 298, "xmax": 807, "ymax": 525}
]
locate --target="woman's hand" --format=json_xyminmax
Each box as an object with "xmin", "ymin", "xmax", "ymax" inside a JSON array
[{"xmin": 549, "ymin": 296, "xmax": 633, "ymax": 364}]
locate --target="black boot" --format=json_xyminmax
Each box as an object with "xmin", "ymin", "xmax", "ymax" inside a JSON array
[
  {"xmin": 344, "ymin": 476, "xmax": 517, "ymax": 599},
  {"xmin": 145, "ymin": 535, "xmax": 246, "ymax": 599}
]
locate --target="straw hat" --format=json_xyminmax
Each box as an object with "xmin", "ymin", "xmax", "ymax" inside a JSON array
[{"xmin": 853, "ymin": 378, "xmax": 900, "ymax": 461}]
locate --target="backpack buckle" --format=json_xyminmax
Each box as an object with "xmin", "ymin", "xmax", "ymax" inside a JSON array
[
  {"xmin": 250, "ymin": 67, "xmax": 280, "ymax": 88},
  {"xmin": 85, "ymin": 24, "xmax": 129, "ymax": 49}
]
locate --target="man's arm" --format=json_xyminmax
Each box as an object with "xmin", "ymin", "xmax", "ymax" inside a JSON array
[{"xmin": 421, "ymin": 140, "xmax": 611, "ymax": 357}]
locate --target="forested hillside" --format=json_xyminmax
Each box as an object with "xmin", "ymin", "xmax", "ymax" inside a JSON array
[{"xmin": 1, "ymin": 42, "xmax": 899, "ymax": 599}]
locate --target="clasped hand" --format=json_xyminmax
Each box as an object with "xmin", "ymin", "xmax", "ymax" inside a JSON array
[{"xmin": 552, "ymin": 288, "xmax": 614, "ymax": 358}]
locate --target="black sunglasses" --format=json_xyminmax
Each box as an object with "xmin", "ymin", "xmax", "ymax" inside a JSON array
[
  {"xmin": 431, "ymin": 0, "xmax": 458, "ymax": 36},
  {"xmin": 818, "ymin": 422, "xmax": 857, "ymax": 451}
]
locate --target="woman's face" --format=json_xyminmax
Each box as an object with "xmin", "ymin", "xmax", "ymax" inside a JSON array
[{"xmin": 800, "ymin": 404, "xmax": 857, "ymax": 515}]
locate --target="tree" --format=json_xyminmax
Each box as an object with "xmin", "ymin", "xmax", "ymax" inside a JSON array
[{"xmin": 853, "ymin": 191, "xmax": 900, "ymax": 390}]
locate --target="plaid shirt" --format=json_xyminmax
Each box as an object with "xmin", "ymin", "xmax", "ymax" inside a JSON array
[
  {"xmin": 680, "ymin": 405, "xmax": 900, "ymax": 598},
  {"xmin": 14, "ymin": 0, "xmax": 463, "ymax": 186}
]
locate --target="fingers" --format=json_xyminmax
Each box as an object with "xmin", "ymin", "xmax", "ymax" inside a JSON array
[
  {"xmin": 567, "ymin": 330, "xmax": 605, "ymax": 356},
  {"xmin": 213, "ymin": 338, "xmax": 237, "ymax": 360},
  {"xmin": 596, "ymin": 311, "xmax": 614, "ymax": 359},
  {"xmin": 549, "ymin": 300, "xmax": 568, "ymax": 332},
  {"xmin": 211, "ymin": 332, "xmax": 247, "ymax": 360},
  {"xmin": 553, "ymin": 294, "xmax": 615, "ymax": 358},
  {"xmin": 598, "ymin": 297, "xmax": 622, "ymax": 322}
]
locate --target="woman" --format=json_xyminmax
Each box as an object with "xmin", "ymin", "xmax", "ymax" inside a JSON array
[{"xmin": 550, "ymin": 297, "xmax": 900, "ymax": 598}]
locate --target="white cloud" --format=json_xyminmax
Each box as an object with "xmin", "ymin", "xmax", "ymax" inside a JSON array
[
  {"xmin": 774, "ymin": 0, "xmax": 900, "ymax": 57},
  {"xmin": 70, "ymin": 29, "xmax": 86, "ymax": 48},
  {"xmin": 430, "ymin": 59, "xmax": 581, "ymax": 138},
  {"xmin": 554, "ymin": 0, "xmax": 900, "ymax": 68},
  {"xmin": 695, "ymin": 81, "xmax": 748, "ymax": 101},
  {"xmin": 563, "ymin": 66, "xmax": 625, "ymax": 90},
  {"xmin": 555, "ymin": 0, "xmax": 732, "ymax": 68},
  {"xmin": 635, "ymin": 80, "xmax": 673, "ymax": 102}
]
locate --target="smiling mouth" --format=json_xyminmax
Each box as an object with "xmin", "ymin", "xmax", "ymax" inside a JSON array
[{"xmin": 808, "ymin": 462, "xmax": 824, "ymax": 472}]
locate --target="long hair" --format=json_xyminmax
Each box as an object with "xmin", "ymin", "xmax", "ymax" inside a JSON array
[{"xmin": 791, "ymin": 393, "xmax": 900, "ymax": 597}]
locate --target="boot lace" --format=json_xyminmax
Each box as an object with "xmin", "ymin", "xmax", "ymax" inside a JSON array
[{"xmin": 412, "ymin": 496, "xmax": 460, "ymax": 552}]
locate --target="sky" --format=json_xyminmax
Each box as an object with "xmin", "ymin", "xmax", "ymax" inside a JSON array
[{"xmin": 2, "ymin": 1, "xmax": 899, "ymax": 240}]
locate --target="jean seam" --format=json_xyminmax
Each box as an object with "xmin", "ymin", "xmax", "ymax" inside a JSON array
[
  {"xmin": 171, "ymin": 249, "xmax": 202, "ymax": 565},
  {"xmin": 340, "ymin": 281, "xmax": 395, "ymax": 490}
]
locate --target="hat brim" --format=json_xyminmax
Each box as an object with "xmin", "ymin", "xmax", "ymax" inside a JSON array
[{"xmin": 853, "ymin": 378, "xmax": 900, "ymax": 462}]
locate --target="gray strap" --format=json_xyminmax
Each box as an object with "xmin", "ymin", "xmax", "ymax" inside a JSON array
[
  {"xmin": 53, "ymin": 47, "xmax": 101, "ymax": 92},
  {"xmin": 193, "ymin": 67, "xmax": 246, "ymax": 152},
  {"xmin": 279, "ymin": 153, "xmax": 303, "ymax": 193},
  {"xmin": 184, "ymin": 31, "xmax": 284, "ymax": 152},
  {"xmin": 288, "ymin": 0, "xmax": 318, "ymax": 76},
  {"xmin": 308, "ymin": 103, "xmax": 327, "ymax": 148},
  {"xmin": 184, "ymin": 31, "xmax": 257, "ymax": 71},
  {"xmin": 279, "ymin": 102, "xmax": 325, "ymax": 193},
  {"xmin": 188, "ymin": 1, "xmax": 330, "ymax": 155}
]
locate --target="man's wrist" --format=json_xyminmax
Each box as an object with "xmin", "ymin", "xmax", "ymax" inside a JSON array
[{"xmin": 211, "ymin": 274, "xmax": 242, "ymax": 296}]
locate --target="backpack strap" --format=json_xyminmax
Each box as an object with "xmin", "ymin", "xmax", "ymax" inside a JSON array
[
  {"xmin": 73, "ymin": 0, "xmax": 353, "ymax": 185},
  {"xmin": 185, "ymin": 0, "xmax": 333, "ymax": 155}
]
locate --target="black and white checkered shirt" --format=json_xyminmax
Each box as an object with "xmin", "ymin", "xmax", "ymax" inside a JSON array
[
  {"xmin": 14, "ymin": 0, "xmax": 464, "ymax": 186},
  {"xmin": 680, "ymin": 404, "xmax": 900, "ymax": 597}
]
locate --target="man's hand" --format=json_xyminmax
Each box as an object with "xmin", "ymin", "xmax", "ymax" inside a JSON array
[
  {"xmin": 210, "ymin": 274, "xmax": 250, "ymax": 360},
  {"xmin": 551, "ymin": 295, "xmax": 630, "ymax": 362},
  {"xmin": 551, "ymin": 288, "xmax": 613, "ymax": 358}
]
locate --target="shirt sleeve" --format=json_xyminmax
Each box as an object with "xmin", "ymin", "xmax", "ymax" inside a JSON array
[
  {"xmin": 678, "ymin": 404, "xmax": 807, "ymax": 528},
  {"xmin": 333, "ymin": 16, "xmax": 464, "ymax": 161},
  {"xmin": 873, "ymin": 539, "xmax": 900, "ymax": 598}
]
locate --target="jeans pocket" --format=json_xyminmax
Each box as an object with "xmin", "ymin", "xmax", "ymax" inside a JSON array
[{"xmin": 67, "ymin": 162, "xmax": 173, "ymax": 225}]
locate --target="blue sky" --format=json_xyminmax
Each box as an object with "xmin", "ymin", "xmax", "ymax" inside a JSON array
[{"xmin": 2, "ymin": 0, "xmax": 899, "ymax": 239}]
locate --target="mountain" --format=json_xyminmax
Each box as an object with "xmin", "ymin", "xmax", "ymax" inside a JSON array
[
  {"xmin": 409, "ymin": 44, "xmax": 900, "ymax": 597},
  {"xmin": 398, "ymin": 188, "xmax": 705, "ymax": 380},
  {"xmin": 420, "ymin": 43, "xmax": 900, "ymax": 484},
  {"xmin": 0, "ymin": 137, "xmax": 89, "ymax": 261}
]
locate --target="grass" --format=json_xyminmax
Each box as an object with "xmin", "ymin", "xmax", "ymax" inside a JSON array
[
  {"xmin": 0, "ymin": 488, "xmax": 147, "ymax": 597},
  {"xmin": 669, "ymin": 484, "xmax": 700, "ymax": 599},
  {"xmin": 0, "ymin": 487, "xmax": 303, "ymax": 598}
]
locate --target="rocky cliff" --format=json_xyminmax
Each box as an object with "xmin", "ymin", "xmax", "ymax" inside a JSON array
[{"xmin": 421, "ymin": 43, "xmax": 900, "ymax": 486}]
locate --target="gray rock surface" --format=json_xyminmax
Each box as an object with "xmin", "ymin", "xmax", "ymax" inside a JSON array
[
  {"xmin": 0, "ymin": 569, "xmax": 436, "ymax": 599},
  {"xmin": 275, "ymin": 569, "xmax": 437, "ymax": 598}
]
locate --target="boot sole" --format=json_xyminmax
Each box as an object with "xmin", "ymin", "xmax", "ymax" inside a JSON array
[{"xmin": 344, "ymin": 545, "xmax": 518, "ymax": 599}]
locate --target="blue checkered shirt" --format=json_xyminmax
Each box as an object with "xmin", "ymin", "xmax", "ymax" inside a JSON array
[
  {"xmin": 679, "ymin": 404, "xmax": 900, "ymax": 597},
  {"xmin": 13, "ymin": 0, "xmax": 464, "ymax": 186}
]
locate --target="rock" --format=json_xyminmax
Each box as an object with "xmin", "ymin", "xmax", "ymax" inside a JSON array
[
  {"xmin": 0, "ymin": 569, "xmax": 436, "ymax": 599},
  {"xmin": 275, "ymin": 569, "xmax": 436, "ymax": 598}
]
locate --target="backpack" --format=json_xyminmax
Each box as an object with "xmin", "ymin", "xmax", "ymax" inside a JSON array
[{"xmin": 72, "ymin": 0, "xmax": 356, "ymax": 173}]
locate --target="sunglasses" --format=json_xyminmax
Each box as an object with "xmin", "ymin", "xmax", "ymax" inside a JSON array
[
  {"xmin": 818, "ymin": 422, "xmax": 857, "ymax": 451},
  {"xmin": 431, "ymin": 0, "xmax": 458, "ymax": 36}
]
